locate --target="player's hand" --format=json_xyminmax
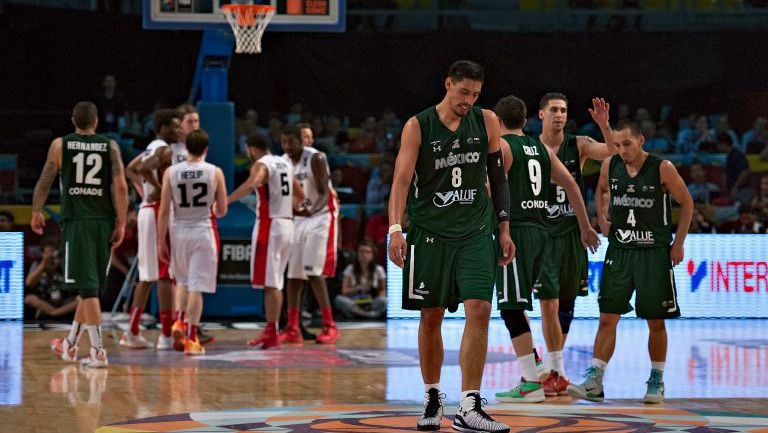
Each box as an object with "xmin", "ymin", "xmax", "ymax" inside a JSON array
[
  {"xmin": 294, "ymin": 207, "xmax": 311, "ymax": 217},
  {"xmin": 498, "ymin": 231, "xmax": 515, "ymax": 266},
  {"xmin": 588, "ymin": 98, "xmax": 610, "ymax": 127},
  {"xmin": 581, "ymin": 227, "xmax": 600, "ymax": 253},
  {"xmin": 598, "ymin": 213, "xmax": 611, "ymax": 237},
  {"xmin": 158, "ymin": 238, "xmax": 170, "ymax": 264},
  {"xmin": 388, "ymin": 231, "xmax": 407, "ymax": 269},
  {"xmin": 110, "ymin": 222, "xmax": 125, "ymax": 250},
  {"xmin": 670, "ymin": 241, "xmax": 684, "ymax": 267},
  {"xmin": 30, "ymin": 211, "xmax": 46, "ymax": 235}
]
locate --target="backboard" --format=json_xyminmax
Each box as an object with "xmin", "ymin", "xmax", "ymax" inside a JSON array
[{"xmin": 143, "ymin": 0, "xmax": 345, "ymax": 32}]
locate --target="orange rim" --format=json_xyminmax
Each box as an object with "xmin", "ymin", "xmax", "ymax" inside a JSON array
[{"xmin": 222, "ymin": 4, "xmax": 275, "ymax": 26}]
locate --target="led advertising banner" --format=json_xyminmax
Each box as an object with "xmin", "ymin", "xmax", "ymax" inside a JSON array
[
  {"xmin": 386, "ymin": 234, "xmax": 768, "ymax": 319},
  {"xmin": 0, "ymin": 232, "xmax": 23, "ymax": 320}
]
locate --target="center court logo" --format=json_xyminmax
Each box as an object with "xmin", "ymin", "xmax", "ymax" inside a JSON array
[{"xmin": 433, "ymin": 189, "xmax": 477, "ymax": 207}]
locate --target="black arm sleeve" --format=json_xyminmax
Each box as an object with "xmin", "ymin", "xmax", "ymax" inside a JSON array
[{"xmin": 487, "ymin": 149, "xmax": 510, "ymax": 223}]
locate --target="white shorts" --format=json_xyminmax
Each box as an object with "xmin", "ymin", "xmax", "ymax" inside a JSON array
[
  {"xmin": 137, "ymin": 203, "xmax": 170, "ymax": 282},
  {"xmin": 287, "ymin": 212, "xmax": 337, "ymax": 280},
  {"xmin": 251, "ymin": 218, "xmax": 294, "ymax": 289},
  {"xmin": 171, "ymin": 224, "xmax": 220, "ymax": 293}
]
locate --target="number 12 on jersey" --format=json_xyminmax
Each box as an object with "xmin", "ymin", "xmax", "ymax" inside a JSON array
[{"xmin": 177, "ymin": 183, "xmax": 208, "ymax": 207}]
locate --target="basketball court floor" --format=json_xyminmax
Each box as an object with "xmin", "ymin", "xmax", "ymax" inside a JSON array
[{"xmin": 2, "ymin": 318, "xmax": 767, "ymax": 432}]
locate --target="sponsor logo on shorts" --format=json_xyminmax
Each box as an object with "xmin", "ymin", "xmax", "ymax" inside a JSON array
[
  {"xmin": 415, "ymin": 282, "xmax": 429, "ymax": 295},
  {"xmin": 615, "ymin": 229, "xmax": 655, "ymax": 244},
  {"xmin": 426, "ymin": 237, "xmax": 434, "ymax": 243},
  {"xmin": 433, "ymin": 189, "xmax": 478, "ymax": 207}
]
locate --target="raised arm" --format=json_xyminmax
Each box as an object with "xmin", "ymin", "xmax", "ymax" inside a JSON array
[
  {"xmin": 483, "ymin": 109, "xmax": 513, "ymax": 266},
  {"xmin": 213, "ymin": 167, "xmax": 229, "ymax": 218},
  {"xmin": 579, "ymin": 98, "xmax": 616, "ymax": 164},
  {"xmin": 387, "ymin": 116, "xmax": 420, "ymax": 269},
  {"xmin": 228, "ymin": 162, "xmax": 268, "ymax": 204},
  {"xmin": 549, "ymin": 148, "xmax": 599, "ymax": 252},
  {"xmin": 31, "ymin": 138, "xmax": 62, "ymax": 234},
  {"xmin": 595, "ymin": 158, "xmax": 612, "ymax": 236},
  {"xmin": 109, "ymin": 140, "xmax": 128, "ymax": 249},
  {"xmin": 660, "ymin": 160, "xmax": 693, "ymax": 266}
]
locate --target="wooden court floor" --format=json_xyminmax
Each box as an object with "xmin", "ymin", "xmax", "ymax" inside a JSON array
[{"xmin": 3, "ymin": 322, "xmax": 768, "ymax": 433}]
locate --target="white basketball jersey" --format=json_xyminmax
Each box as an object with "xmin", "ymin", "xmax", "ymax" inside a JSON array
[
  {"xmin": 169, "ymin": 160, "xmax": 218, "ymax": 228},
  {"xmin": 171, "ymin": 142, "xmax": 188, "ymax": 165},
  {"xmin": 283, "ymin": 147, "xmax": 330, "ymax": 216},
  {"xmin": 256, "ymin": 155, "xmax": 294, "ymax": 220},
  {"xmin": 141, "ymin": 138, "xmax": 169, "ymax": 203}
]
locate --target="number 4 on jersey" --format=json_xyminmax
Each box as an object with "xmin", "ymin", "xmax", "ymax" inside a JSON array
[{"xmin": 627, "ymin": 209, "xmax": 636, "ymax": 227}]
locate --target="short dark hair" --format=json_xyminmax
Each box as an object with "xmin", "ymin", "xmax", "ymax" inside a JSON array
[
  {"xmin": 539, "ymin": 92, "xmax": 568, "ymax": 110},
  {"xmin": 247, "ymin": 133, "xmax": 268, "ymax": 151},
  {"xmin": 281, "ymin": 124, "xmax": 301, "ymax": 142},
  {"xmin": 176, "ymin": 103, "xmax": 197, "ymax": 117},
  {"xmin": 614, "ymin": 119, "xmax": 642, "ymax": 137},
  {"xmin": 717, "ymin": 133, "xmax": 733, "ymax": 147},
  {"xmin": 494, "ymin": 95, "xmax": 527, "ymax": 130},
  {"xmin": 448, "ymin": 60, "xmax": 484, "ymax": 83},
  {"xmin": 153, "ymin": 109, "xmax": 180, "ymax": 134},
  {"xmin": 296, "ymin": 122, "xmax": 312, "ymax": 131},
  {"xmin": 0, "ymin": 210, "xmax": 13, "ymax": 223},
  {"xmin": 72, "ymin": 101, "xmax": 98, "ymax": 129},
  {"xmin": 186, "ymin": 129, "xmax": 209, "ymax": 156}
]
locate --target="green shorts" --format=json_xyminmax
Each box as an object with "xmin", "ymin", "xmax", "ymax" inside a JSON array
[
  {"xmin": 598, "ymin": 245, "xmax": 681, "ymax": 320},
  {"xmin": 62, "ymin": 219, "xmax": 113, "ymax": 298},
  {"xmin": 535, "ymin": 229, "xmax": 588, "ymax": 300},
  {"xmin": 497, "ymin": 225, "xmax": 547, "ymax": 311},
  {"xmin": 401, "ymin": 225, "xmax": 497, "ymax": 310}
]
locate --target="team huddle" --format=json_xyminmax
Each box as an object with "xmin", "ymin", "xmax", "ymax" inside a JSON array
[
  {"xmin": 32, "ymin": 60, "xmax": 694, "ymax": 433},
  {"xmin": 387, "ymin": 61, "xmax": 693, "ymax": 433},
  {"xmin": 36, "ymin": 103, "xmax": 341, "ymax": 366}
]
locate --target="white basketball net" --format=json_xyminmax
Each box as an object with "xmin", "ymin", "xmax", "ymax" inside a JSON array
[{"xmin": 222, "ymin": 5, "xmax": 275, "ymax": 54}]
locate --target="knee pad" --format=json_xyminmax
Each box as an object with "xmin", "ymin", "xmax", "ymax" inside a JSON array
[
  {"xmin": 558, "ymin": 298, "xmax": 575, "ymax": 334},
  {"xmin": 500, "ymin": 309, "xmax": 530, "ymax": 339}
]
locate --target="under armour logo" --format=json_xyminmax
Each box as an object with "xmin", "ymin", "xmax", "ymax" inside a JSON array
[
  {"xmin": 605, "ymin": 259, "xmax": 614, "ymax": 265},
  {"xmin": 433, "ymin": 145, "xmax": 441, "ymax": 152},
  {"xmin": 426, "ymin": 237, "xmax": 434, "ymax": 243},
  {"xmin": 627, "ymin": 184, "xmax": 636, "ymax": 193},
  {"xmin": 611, "ymin": 184, "xmax": 618, "ymax": 190}
]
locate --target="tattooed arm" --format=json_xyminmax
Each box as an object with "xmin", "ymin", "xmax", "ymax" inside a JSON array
[
  {"xmin": 110, "ymin": 140, "xmax": 128, "ymax": 248},
  {"xmin": 31, "ymin": 138, "xmax": 62, "ymax": 234}
]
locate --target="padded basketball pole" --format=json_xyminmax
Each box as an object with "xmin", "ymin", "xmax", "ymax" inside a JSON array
[{"xmin": 192, "ymin": 29, "xmax": 236, "ymax": 191}]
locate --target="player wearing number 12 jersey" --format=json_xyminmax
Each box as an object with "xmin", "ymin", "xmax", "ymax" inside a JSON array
[
  {"xmin": 157, "ymin": 129, "xmax": 227, "ymax": 356},
  {"xmin": 491, "ymin": 95, "xmax": 598, "ymax": 403},
  {"xmin": 228, "ymin": 133, "xmax": 304, "ymax": 350}
]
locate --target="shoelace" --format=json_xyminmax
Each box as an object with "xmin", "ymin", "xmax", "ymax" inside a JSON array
[
  {"xmin": 423, "ymin": 391, "xmax": 445, "ymax": 418},
  {"xmin": 471, "ymin": 396, "xmax": 494, "ymax": 421}
]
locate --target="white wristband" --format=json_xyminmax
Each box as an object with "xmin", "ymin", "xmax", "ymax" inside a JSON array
[{"xmin": 388, "ymin": 224, "xmax": 403, "ymax": 235}]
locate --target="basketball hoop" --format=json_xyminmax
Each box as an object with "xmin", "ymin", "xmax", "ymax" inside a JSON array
[{"xmin": 221, "ymin": 4, "xmax": 275, "ymax": 54}]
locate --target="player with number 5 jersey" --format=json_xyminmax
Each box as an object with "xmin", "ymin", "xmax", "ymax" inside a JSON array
[{"xmin": 229, "ymin": 132, "xmax": 304, "ymax": 350}]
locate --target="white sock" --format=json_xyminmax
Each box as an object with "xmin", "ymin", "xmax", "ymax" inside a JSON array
[
  {"xmin": 67, "ymin": 321, "xmax": 83, "ymax": 346},
  {"xmin": 547, "ymin": 350, "xmax": 565, "ymax": 375},
  {"xmin": 424, "ymin": 383, "xmax": 440, "ymax": 393},
  {"xmin": 87, "ymin": 325, "xmax": 104, "ymax": 352},
  {"xmin": 592, "ymin": 358, "xmax": 607, "ymax": 371},
  {"xmin": 651, "ymin": 361, "xmax": 665, "ymax": 372},
  {"xmin": 461, "ymin": 389, "xmax": 480, "ymax": 401},
  {"xmin": 518, "ymin": 353, "xmax": 539, "ymax": 382}
]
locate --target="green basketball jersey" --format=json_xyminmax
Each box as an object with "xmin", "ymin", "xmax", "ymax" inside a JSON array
[
  {"xmin": 544, "ymin": 134, "xmax": 584, "ymax": 236},
  {"xmin": 407, "ymin": 105, "xmax": 492, "ymax": 240},
  {"xmin": 60, "ymin": 133, "xmax": 115, "ymax": 222},
  {"xmin": 503, "ymin": 134, "xmax": 551, "ymax": 229},
  {"xmin": 608, "ymin": 154, "xmax": 672, "ymax": 249}
]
